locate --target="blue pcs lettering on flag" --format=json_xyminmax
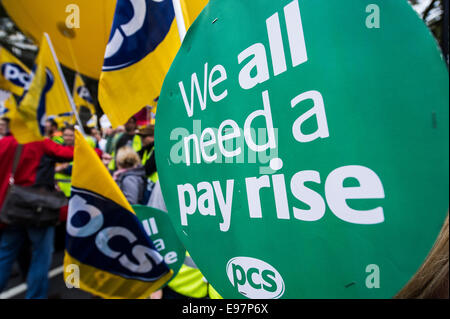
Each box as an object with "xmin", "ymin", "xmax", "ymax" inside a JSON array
[
  {"xmin": 0, "ymin": 47, "xmax": 32, "ymax": 96},
  {"xmin": 1, "ymin": 63, "xmax": 31, "ymax": 91}
]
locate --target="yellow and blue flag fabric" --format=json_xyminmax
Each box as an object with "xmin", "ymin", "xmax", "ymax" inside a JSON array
[
  {"xmin": 10, "ymin": 33, "xmax": 74, "ymax": 142},
  {"xmin": 2, "ymin": 0, "xmax": 117, "ymax": 80},
  {"xmin": 179, "ymin": 0, "xmax": 208, "ymax": 29},
  {"xmin": 52, "ymin": 111, "xmax": 76, "ymax": 128},
  {"xmin": 23, "ymin": 33, "xmax": 73, "ymax": 118},
  {"xmin": 7, "ymin": 94, "xmax": 44, "ymax": 144},
  {"xmin": 98, "ymin": 0, "xmax": 208, "ymax": 128},
  {"xmin": 64, "ymin": 130, "xmax": 173, "ymax": 299},
  {"xmin": 0, "ymin": 46, "xmax": 31, "ymax": 96},
  {"xmin": 86, "ymin": 114, "xmax": 98, "ymax": 128},
  {"xmin": 51, "ymin": 72, "xmax": 96, "ymax": 127},
  {"xmin": 73, "ymin": 73, "xmax": 96, "ymax": 117}
]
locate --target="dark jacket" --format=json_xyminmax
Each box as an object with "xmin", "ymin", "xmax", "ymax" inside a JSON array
[
  {"xmin": 0, "ymin": 136, "xmax": 74, "ymax": 224},
  {"xmin": 138, "ymin": 143, "xmax": 156, "ymax": 177},
  {"xmin": 115, "ymin": 165, "xmax": 146, "ymax": 205}
]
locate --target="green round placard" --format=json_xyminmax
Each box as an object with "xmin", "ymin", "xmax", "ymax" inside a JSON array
[{"xmin": 155, "ymin": 0, "xmax": 449, "ymax": 298}]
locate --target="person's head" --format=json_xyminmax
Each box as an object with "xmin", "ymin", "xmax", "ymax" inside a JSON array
[
  {"xmin": 103, "ymin": 127, "xmax": 114, "ymax": 137},
  {"xmin": 62, "ymin": 125, "xmax": 75, "ymax": 146},
  {"xmin": 116, "ymin": 145, "xmax": 141, "ymax": 170},
  {"xmin": 45, "ymin": 118, "xmax": 58, "ymax": 136},
  {"xmin": 115, "ymin": 125, "xmax": 125, "ymax": 134},
  {"xmin": 124, "ymin": 116, "xmax": 137, "ymax": 134},
  {"xmin": 395, "ymin": 214, "xmax": 449, "ymax": 299},
  {"xmin": 0, "ymin": 117, "xmax": 10, "ymax": 137},
  {"xmin": 87, "ymin": 127, "xmax": 100, "ymax": 141},
  {"xmin": 138, "ymin": 125, "xmax": 155, "ymax": 147}
]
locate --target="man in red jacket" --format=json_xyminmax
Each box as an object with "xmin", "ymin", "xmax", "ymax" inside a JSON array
[{"xmin": 0, "ymin": 135, "xmax": 73, "ymax": 299}]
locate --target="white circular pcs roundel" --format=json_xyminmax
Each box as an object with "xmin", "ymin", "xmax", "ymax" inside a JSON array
[{"xmin": 226, "ymin": 257, "xmax": 285, "ymax": 299}]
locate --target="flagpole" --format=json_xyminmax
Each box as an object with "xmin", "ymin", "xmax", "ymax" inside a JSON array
[
  {"xmin": 172, "ymin": 0, "xmax": 186, "ymax": 42},
  {"xmin": 44, "ymin": 32, "xmax": 85, "ymax": 136}
]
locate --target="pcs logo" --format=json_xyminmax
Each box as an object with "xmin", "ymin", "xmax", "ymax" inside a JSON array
[
  {"xmin": 226, "ymin": 256, "xmax": 285, "ymax": 299},
  {"xmin": 103, "ymin": 0, "xmax": 175, "ymax": 71},
  {"xmin": 66, "ymin": 188, "xmax": 167, "ymax": 281},
  {"xmin": 1, "ymin": 63, "xmax": 32, "ymax": 90}
]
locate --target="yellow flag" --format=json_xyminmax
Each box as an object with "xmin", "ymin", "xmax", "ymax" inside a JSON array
[
  {"xmin": 180, "ymin": 0, "xmax": 208, "ymax": 29},
  {"xmin": 98, "ymin": 0, "xmax": 208, "ymax": 128},
  {"xmin": 64, "ymin": 130, "xmax": 172, "ymax": 299},
  {"xmin": 73, "ymin": 73, "xmax": 96, "ymax": 116},
  {"xmin": 53, "ymin": 112, "xmax": 76, "ymax": 128},
  {"xmin": 2, "ymin": 0, "xmax": 117, "ymax": 79},
  {"xmin": 27, "ymin": 34, "xmax": 73, "ymax": 117},
  {"xmin": 0, "ymin": 46, "xmax": 31, "ymax": 96},
  {"xmin": 7, "ymin": 94, "xmax": 44, "ymax": 144},
  {"xmin": 12, "ymin": 33, "xmax": 74, "ymax": 141}
]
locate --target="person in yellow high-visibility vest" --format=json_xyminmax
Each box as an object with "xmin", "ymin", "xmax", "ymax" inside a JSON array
[
  {"xmin": 45, "ymin": 118, "xmax": 64, "ymax": 145},
  {"xmin": 159, "ymin": 251, "xmax": 223, "ymax": 299},
  {"xmin": 137, "ymin": 125, "xmax": 158, "ymax": 204},
  {"xmin": 208, "ymin": 285, "xmax": 223, "ymax": 299},
  {"xmin": 163, "ymin": 252, "xmax": 209, "ymax": 299},
  {"xmin": 54, "ymin": 125, "xmax": 75, "ymax": 197},
  {"xmin": 137, "ymin": 125, "xmax": 155, "ymax": 175},
  {"xmin": 108, "ymin": 116, "xmax": 142, "ymax": 171},
  {"xmin": 54, "ymin": 125, "xmax": 101, "ymax": 197}
]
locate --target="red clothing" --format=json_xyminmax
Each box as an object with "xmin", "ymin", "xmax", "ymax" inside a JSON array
[
  {"xmin": 0, "ymin": 136, "xmax": 74, "ymax": 213},
  {"xmin": 0, "ymin": 136, "xmax": 16, "ymax": 211}
]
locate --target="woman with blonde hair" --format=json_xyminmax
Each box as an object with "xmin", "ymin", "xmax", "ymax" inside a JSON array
[
  {"xmin": 395, "ymin": 214, "xmax": 449, "ymax": 299},
  {"xmin": 113, "ymin": 146, "xmax": 146, "ymax": 205}
]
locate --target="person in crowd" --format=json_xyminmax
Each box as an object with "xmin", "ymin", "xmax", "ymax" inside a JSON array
[
  {"xmin": 55, "ymin": 125, "xmax": 75, "ymax": 198},
  {"xmin": 44, "ymin": 118, "xmax": 63, "ymax": 145},
  {"xmin": 104, "ymin": 125, "xmax": 124, "ymax": 155},
  {"xmin": 138, "ymin": 125, "xmax": 157, "ymax": 178},
  {"xmin": 82, "ymin": 126, "xmax": 99, "ymax": 149},
  {"xmin": 108, "ymin": 116, "xmax": 142, "ymax": 172},
  {"xmin": 97, "ymin": 127, "xmax": 109, "ymax": 153},
  {"xmin": 112, "ymin": 146, "xmax": 146, "ymax": 205},
  {"xmin": 115, "ymin": 116, "xmax": 141, "ymax": 153},
  {"xmin": 0, "ymin": 117, "xmax": 10, "ymax": 139},
  {"xmin": 108, "ymin": 116, "xmax": 142, "ymax": 171},
  {"xmin": 88, "ymin": 127, "xmax": 102, "ymax": 149},
  {"xmin": 136, "ymin": 125, "xmax": 158, "ymax": 204},
  {"xmin": 62, "ymin": 125, "xmax": 75, "ymax": 147},
  {"xmin": 101, "ymin": 127, "xmax": 114, "ymax": 153},
  {"xmin": 0, "ymin": 134, "xmax": 74, "ymax": 299}
]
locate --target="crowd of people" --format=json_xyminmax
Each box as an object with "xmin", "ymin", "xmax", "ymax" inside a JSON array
[
  {"xmin": 0, "ymin": 113, "xmax": 222, "ymax": 299},
  {"xmin": 0, "ymin": 115, "xmax": 75, "ymax": 298},
  {"xmin": 41, "ymin": 115, "xmax": 158, "ymax": 206}
]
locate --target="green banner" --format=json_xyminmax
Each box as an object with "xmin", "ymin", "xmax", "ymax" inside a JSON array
[
  {"xmin": 133, "ymin": 205, "xmax": 186, "ymax": 283},
  {"xmin": 155, "ymin": 0, "xmax": 449, "ymax": 298}
]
